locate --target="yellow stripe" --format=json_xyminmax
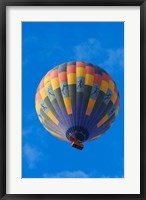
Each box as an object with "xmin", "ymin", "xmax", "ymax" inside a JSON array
[
  {"xmin": 86, "ymin": 99, "xmax": 96, "ymax": 116},
  {"xmin": 109, "ymin": 80, "xmax": 115, "ymax": 92},
  {"xmin": 76, "ymin": 67, "xmax": 85, "ymax": 77},
  {"xmin": 64, "ymin": 97, "xmax": 72, "ymax": 115},
  {"xmin": 51, "ymin": 77, "xmax": 60, "ymax": 90},
  {"xmin": 115, "ymin": 106, "xmax": 119, "ymax": 116},
  {"xmin": 44, "ymin": 75, "xmax": 51, "ymax": 86},
  {"xmin": 97, "ymin": 115, "xmax": 109, "ymax": 127},
  {"xmin": 47, "ymin": 111, "xmax": 59, "ymax": 125},
  {"xmin": 44, "ymin": 81, "xmax": 51, "ymax": 88},
  {"xmin": 100, "ymin": 80, "xmax": 108, "ymax": 93},
  {"xmin": 50, "ymin": 130, "xmax": 62, "ymax": 139},
  {"xmin": 38, "ymin": 115, "xmax": 43, "ymax": 123},
  {"xmin": 67, "ymin": 73, "xmax": 76, "ymax": 85},
  {"xmin": 85, "ymin": 74, "xmax": 94, "ymax": 86},
  {"xmin": 40, "ymin": 88, "xmax": 48, "ymax": 100},
  {"xmin": 111, "ymin": 92, "xmax": 117, "ymax": 104},
  {"xmin": 35, "ymin": 101, "xmax": 41, "ymax": 112}
]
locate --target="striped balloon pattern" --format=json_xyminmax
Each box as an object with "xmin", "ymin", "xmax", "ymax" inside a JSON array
[{"xmin": 35, "ymin": 61, "xmax": 120, "ymax": 146}]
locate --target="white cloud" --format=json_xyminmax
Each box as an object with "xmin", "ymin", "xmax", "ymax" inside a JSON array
[
  {"xmin": 43, "ymin": 170, "xmax": 123, "ymax": 178},
  {"xmin": 73, "ymin": 38, "xmax": 101, "ymax": 61},
  {"xmin": 73, "ymin": 38, "xmax": 124, "ymax": 75},
  {"xmin": 43, "ymin": 170, "xmax": 89, "ymax": 178},
  {"xmin": 22, "ymin": 112, "xmax": 37, "ymax": 136},
  {"xmin": 23, "ymin": 144, "xmax": 42, "ymax": 169},
  {"xmin": 101, "ymin": 48, "xmax": 124, "ymax": 73}
]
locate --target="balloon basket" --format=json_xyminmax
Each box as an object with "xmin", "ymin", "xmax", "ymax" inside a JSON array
[{"xmin": 71, "ymin": 141, "xmax": 84, "ymax": 150}]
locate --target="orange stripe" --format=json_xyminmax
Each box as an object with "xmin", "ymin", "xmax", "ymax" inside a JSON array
[
  {"xmin": 58, "ymin": 72, "xmax": 67, "ymax": 82},
  {"xmin": 67, "ymin": 65, "xmax": 76, "ymax": 73},
  {"xmin": 85, "ymin": 74, "xmax": 94, "ymax": 86},
  {"xmin": 66, "ymin": 106, "xmax": 72, "ymax": 115},
  {"xmin": 100, "ymin": 80, "xmax": 108, "ymax": 93},
  {"xmin": 97, "ymin": 115, "xmax": 109, "ymax": 127},
  {"xmin": 50, "ymin": 69, "xmax": 58, "ymax": 79},
  {"xmin": 109, "ymin": 80, "xmax": 115, "ymax": 92},
  {"xmin": 64, "ymin": 97, "xmax": 73, "ymax": 115},
  {"xmin": 111, "ymin": 92, "xmax": 117, "ymax": 104},
  {"xmin": 86, "ymin": 99, "xmax": 96, "ymax": 116}
]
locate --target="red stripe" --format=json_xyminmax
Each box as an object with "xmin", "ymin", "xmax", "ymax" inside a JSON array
[
  {"xmin": 85, "ymin": 66, "xmax": 94, "ymax": 75},
  {"xmin": 50, "ymin": 69, "xmax": 58, "ymax": 79},
  {"xmin": 70, "ymin": 136, "xmax": 76, "ymax": 142},
  {"xmin": 67, "ymin": 65, "xmax": 76, "ymax": 73},
  {"xmin": 58, "ymin": 72, "xmax": 67, "ymax": 82},
  {"xmin": 114, "ymin": 85, "xmax": 118, "ymax": 93},
  {"xmin": 39, "ymin": 79, "xmax": 44, "ymax": 89},
  {"xmin": 76, "ymin": 62, "xmax": 85, "ymax": 68},
  {"xmin": 36, "ymin": 92, "xmax": 42, "ymax": 101},
  {"xmin": 94, "ymin": 74, "xmax": 102, "ymax": 85},
  {"xmin": 102, "ymin": 73, "xmax": 111, "ymax": 82},
  {"xmin": 115, "ymin": 98, "xmax": 120, "ymax": 106}
]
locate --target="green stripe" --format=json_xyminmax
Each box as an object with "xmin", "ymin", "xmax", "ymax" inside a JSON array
[
  {"xmin": 93, "ymin": 91, "xmax": 105, "ymax": 111},
  {"xmin": 82, "ymin": 85, "xmax": 92, "ymax": 107},
  {"xmin": 40, "ymin": 108, "xmax": 55, "ymax": 125},
  {"xmin": 44, "ymin": 96, "xmax": 56, "ymax": 115},
  {"xmin": 68, "ymin": 84, "xmax": 76, "ymax": 106},
  {"xmin": 53, "ymin": 88, "xmax": 65, "ymax": 108}
]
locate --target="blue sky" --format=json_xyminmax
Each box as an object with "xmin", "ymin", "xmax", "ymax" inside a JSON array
[{"xmin": 22, "ymin": 22, "xmax": 124, "ymax": 178}]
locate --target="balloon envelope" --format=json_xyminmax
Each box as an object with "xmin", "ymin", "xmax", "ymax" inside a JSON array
[{"xmin": 35, "ymin": 61, "xmax": 120, "ymax": 149}]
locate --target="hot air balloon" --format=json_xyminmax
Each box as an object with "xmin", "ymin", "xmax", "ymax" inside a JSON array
[{"xmin": 35, "ymin": 61, "xmax": 120, "ymax": 150}]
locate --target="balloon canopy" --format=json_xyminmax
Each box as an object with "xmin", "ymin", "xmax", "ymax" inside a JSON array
[{"xmin": 35, "ymin": 61, "xmax": 120, "ymax": 150}]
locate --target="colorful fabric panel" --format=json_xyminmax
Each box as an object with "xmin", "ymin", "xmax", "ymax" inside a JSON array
[{"xmin": 35, "ymin": 61, "xmax": 120, "ymax": 143}]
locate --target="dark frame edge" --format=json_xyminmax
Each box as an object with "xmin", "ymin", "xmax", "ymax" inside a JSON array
[
  {"xmin": 0, "ymin": 1, "xmax": 6, "ymax": 200},
  {"xmin": 0, "ymin": 0, "xmax": 145, "ymax": 200},
  {"xmin": 0, "ymin": 194, "xmax": 145, "ymax": 200},
  {"xmin": 0, "ymin": 0, "xmax": 144, "ymax": 6},
  {"xmin": 143, "ymin": 1, "xmax": 146, "ymax": 200},
  {"xmin": 140, "ymin": 1, "xmax": 146, "ymax": 198}
]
